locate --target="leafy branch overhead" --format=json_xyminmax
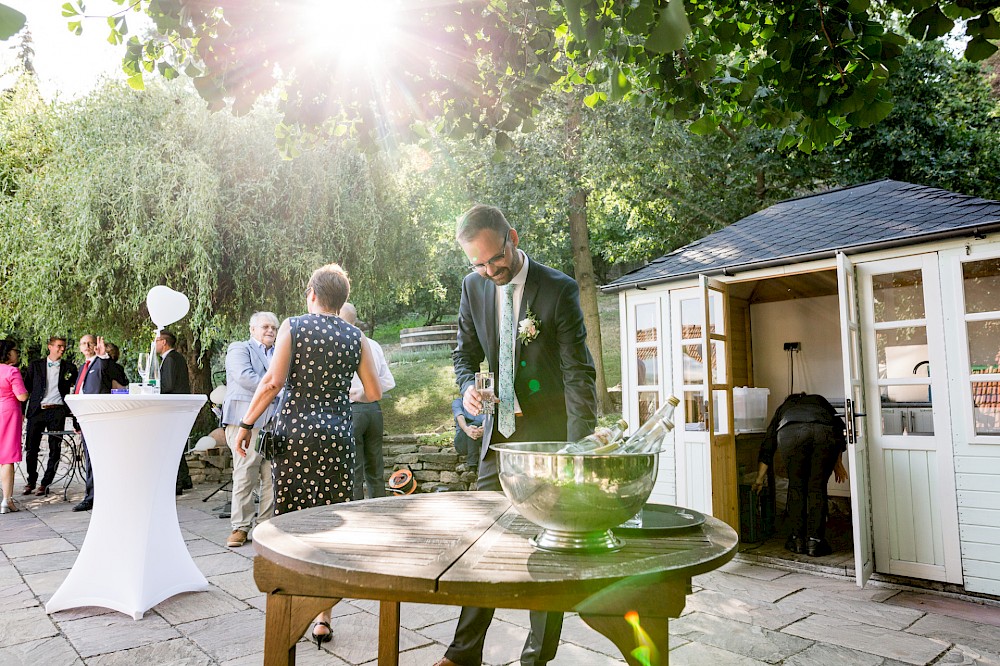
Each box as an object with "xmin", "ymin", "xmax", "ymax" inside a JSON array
[{"xmin": 50, "ymin": 0, "xmax": 1000, "ymax": 152}]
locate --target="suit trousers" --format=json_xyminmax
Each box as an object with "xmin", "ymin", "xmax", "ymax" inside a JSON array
[
  {"xmin": 777, "ymin": 423, "xmax": 841, "ymax": 541},
  {"xmin": 24, "ymin": 406, "xmax": 69, "ymax": 487},
  {"xmin": 225, "ymin": 425, "xmax": 275, "ymax": 532},
  {"xmin": 445, "ymin": 424, "xmax": 563, "ymax": 666},
  {"xmin": 81, "ymin": 435, "xmax": 94, "ymax": 504},
  {"xmin": 350, "ymin": 402, "xmax": 386, "ymax": 500}
]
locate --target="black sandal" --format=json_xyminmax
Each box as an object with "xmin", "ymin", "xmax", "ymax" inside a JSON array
[{"xmin": 311, "ymin": 621, "xmax": 332, "ymax": 649}]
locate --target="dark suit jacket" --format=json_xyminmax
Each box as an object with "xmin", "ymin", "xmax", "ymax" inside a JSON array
[
  {"xmin": 23, "ymin": 358, "xmax": 78, "ymax": 418},
  {"xmin": 107, "ymin": 359, "xmax": 128, "ymax": 388},
  {"xmin": 453, "ymin": 256, "xmax": 597, "ymax": 454},
  {"xmin": 77, "ymin": 357, "xmax": 113, "ymax": 395},
  {"xmin": 159, "ymin": 349, "xmax": 191, "ymax": 394}
]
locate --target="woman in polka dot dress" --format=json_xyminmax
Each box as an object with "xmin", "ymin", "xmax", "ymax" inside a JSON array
[{"xmin": 235, "ymin": 262, "xmax": 382, "ymax": 646}]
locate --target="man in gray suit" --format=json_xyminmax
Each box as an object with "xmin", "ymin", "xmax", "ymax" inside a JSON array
[{"xmin": 222, "ymin": 312, "xmax": 281, "ymax": 548}]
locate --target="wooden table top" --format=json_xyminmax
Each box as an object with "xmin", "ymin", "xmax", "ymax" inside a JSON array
[{"xmin": 252, "ymin": 491, "xmax": 737, "ymax": 605}]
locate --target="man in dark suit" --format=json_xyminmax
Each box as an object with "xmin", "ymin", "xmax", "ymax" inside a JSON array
[
  {"xmin": 156, "ymin": 330, "xmax": 193, "ymax": 494},
  {"xmin": 104, "ymin": 342, "xmax": 129, "ymax": 389},
  {"xmin": 71, "ymin": 334, "xmax": 113, "ymax": 512},
  {"xmin": 437, "ymin": 204, "xmax": 597, "ymax": 666},
  {"xmin": 22, "ymin": 337, "xmax": 77, "ymax": 496}
]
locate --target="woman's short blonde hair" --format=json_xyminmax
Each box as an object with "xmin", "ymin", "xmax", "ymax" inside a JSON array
[{"xmin": 308, "ymin": 263, "xmax": 351, "ymax": 312}]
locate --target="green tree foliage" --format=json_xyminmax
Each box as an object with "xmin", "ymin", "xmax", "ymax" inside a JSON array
[
  {"xmin": 0, "ymin": 80, "xmax": 424, "ymax": 374},
  {"xmin": 50, "ymin": 0, "xmax": 1000, "ymax": 155},
  {"xmin": 829, "ymin": 41, "xmax": 1000, "ymax": 199}
]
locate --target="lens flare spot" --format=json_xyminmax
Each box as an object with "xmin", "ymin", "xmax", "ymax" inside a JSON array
[{"xmin": 528, "ymin": 379, "xmax": 541, "ymax": 393}]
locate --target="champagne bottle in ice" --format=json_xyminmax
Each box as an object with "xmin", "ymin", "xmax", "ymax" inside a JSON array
[
  {"xmin": 618, "ymin": 395, "xmax": 680, "ymax": 454},
  {"xmin": 559, "ymin": 419, "xmax": 629, "ymax": 454}
]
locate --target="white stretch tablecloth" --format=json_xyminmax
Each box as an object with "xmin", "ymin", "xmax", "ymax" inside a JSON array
[{"xmin": 46, "ymin": 394, "xmax": 209, "ymax": 620}]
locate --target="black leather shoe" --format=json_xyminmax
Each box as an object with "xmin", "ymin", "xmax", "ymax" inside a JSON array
[
  {"xmin": 806, "ymin": 538, "xmax": 832, "ymax": 557},
  {"xmin": 784, "ymin": 535, "xmax": 804, "ymax": 554},
  {"xmin": 72, "ymin": 501, "xmax": 93, "ymax": 512}
]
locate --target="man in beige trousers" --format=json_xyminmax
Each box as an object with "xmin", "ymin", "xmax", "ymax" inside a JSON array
[{"xmin": 221, "ymin": 312, "xmax": 281, "ymax": 547}]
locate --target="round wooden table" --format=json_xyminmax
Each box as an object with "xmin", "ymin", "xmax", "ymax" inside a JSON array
[{"xmin": 253, "ymin": 491, "xmax": 738, "ymax": 665}]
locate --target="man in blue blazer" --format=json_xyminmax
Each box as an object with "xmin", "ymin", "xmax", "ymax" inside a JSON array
[
  {"xmin": 437, "ymin": 204, "xmax": 597, "ymax": 666},
  {"xmin": 71, "ymin": 334, "xmax": 113, "ymax": 512},
  {"xmin": 221, "ymin": 312, "xmax": 281, "ymax": 548},
  {"xmin": 22, "ymin": 337, "xmax": 77, "ymax": 496}
]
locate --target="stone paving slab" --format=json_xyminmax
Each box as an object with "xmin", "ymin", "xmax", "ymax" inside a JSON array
[
  {"xmin": 10, "ymin": 549, "xmax": 81, "ymax": 576},
  {"xmin": 2, "ymin": 536, "xmax": 76, "ymax": 559},
  {"xmin": 783, "ymin": 613, "xmax": 950, "ymax": 665},
  {"xmin": 782, "ymin": 642, "xmax": 911, "ymax": 666},
  {"xmin": 717, "ymin": 559, "xmax": 795, "ymax": 581},
  {"xmin": 905, "ymin": 612, "xmax": 1000, "ymax": 660},
  {"xmin": 323, "ymin": 607, "xmax": 434, "ymax": 664},
  {"xmin": 0, "ymin": 581, "xmax": 40, "ymax": 612},
  {"xmin": 771, "ymin": 571, "xmax": 902, "ymax": 602},
  {"xmin": 685, "ymin": 588, "xmax": 810, "ymax": 631},
  {"xmin": 888, "ymin": 591, "xmax": 1000, "ymax": 628},
  {"xmin": 179, "ymin": 608, "xmax": 266, "ymax": 663},
  {"xmin": 193, "ymin": 551, "xmax": 254, "ymax": 577},
  {"xmin": 0, "ymin": 635, "xmax": 84, "ymax": 665},
  {"xmin": 207, "ymin": 569, "xmax": 262, "ymax": 601},
  {"xmin": 692, "ymin": 570, "xmax": 807, "ymax": 604},
  {"xmin": 186, "ymin": 537, "xmax": 229, "ymax": 558},
  {"xmin": 155, "ymin": 587, "xmax": 249, "ymax": 625},
  {"xmin": 86, "ymin": 637, "xmax": 214, "ymax": 666},
  {"xmin": 669, "ymin": 610, "xmax": 813, "ymax": 663},
  {"xmin": 668, "ymin": 641, "xmax": 771, "ymax": 665},
  {"xmin": 777, "ymin": 588, "xmax": 926, "ymax": 630},
  {"xmin": 58, "ymin": 611, "xmax": 181, "ymax": 657},
  {"xmin": 0, "ymin": 605, "xmax": 60, "ymax": 648}
]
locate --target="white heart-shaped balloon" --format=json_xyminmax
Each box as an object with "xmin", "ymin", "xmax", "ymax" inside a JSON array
[{"xmin": 146, "ymin": 286, "xmax": 190, "ymax": 329}]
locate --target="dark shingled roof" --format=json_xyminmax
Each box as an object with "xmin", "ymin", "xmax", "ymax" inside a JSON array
[{"xmin": 602, "ymin": 179, "xmax": 1000, "ymax": 293}]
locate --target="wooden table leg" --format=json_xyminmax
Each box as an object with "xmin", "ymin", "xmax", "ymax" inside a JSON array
[
  {"xmin": 264, "ymin": 593, "xmax": 341, "ymax": 666},
  {"xmin": 580, "ymin": 613, "xmax": 670, "ymax": 666},
  {"xmin": 378, "ymin": 600, "xmax": 401, "ymax": 666}
]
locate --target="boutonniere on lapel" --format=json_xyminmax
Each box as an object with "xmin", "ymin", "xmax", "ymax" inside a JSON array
[
  {"xmin": 63, "ymin": 371, "xmax": 73, "ymax": 381},
  {"xmin": 518, "ymin": 308, "xmax": 541, "ymax": 345}
]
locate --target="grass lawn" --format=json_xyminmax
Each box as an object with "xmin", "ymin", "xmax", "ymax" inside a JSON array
[{"xmin": 381, "ymin": 293, "xmax": 622, "ymax": 435}]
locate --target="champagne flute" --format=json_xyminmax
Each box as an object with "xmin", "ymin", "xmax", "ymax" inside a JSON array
[
  {"xmin": 475, "ymin": 371, "xmax": 495, "ymax": 416},
  {"xmin": 137, "ymin": 353, "xmax": 150, "ymax": 385}
]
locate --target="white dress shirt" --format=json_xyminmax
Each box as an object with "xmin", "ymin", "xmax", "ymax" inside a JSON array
[
  {"xmin": 41, "ymin": 360, "xmax": 64, "ymax": 406},
  {"xmin": 350, "ymin": 337, "xmax": 395, "ymax": 403}
]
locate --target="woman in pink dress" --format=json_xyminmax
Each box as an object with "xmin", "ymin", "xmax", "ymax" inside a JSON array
[{"xmin": 0, "ymin": 339, "xmax": 28, "ymax": 514}]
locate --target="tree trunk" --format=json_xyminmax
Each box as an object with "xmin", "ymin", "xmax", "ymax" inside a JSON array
[
  {"xmin": 180, "ymin": 337, "xmax": 218, "ymax": 439},
  {"xmin": 565, "ymin": 99, "xmax": 612, "ymax": 416}
]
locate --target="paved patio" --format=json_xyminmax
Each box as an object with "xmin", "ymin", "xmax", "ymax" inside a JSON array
[{"xmin": 2, "ymin": 479, "xmax": 1000, "ymax": 665}]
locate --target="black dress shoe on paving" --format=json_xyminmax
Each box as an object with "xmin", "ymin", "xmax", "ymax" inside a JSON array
[
  {"xmin": 72, "ymin": 501, "xmax": 92, "ymax": 512},
  {"xmin": 806, "ymin": 538, "xmax": 832, "ymax": 557},
  {"xmin": 784, "ymin": 535, "xmax": 804, "ymax": 554},
  {"xmin": 22, "ymin": 485, "xmax": 35, "ymax": 495}
]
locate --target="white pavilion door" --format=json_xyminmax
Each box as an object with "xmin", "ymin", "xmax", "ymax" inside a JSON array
[
  {"xmin": 857, "ymin": 254, "xmax": 963, "ymax": 583},
  {"xmin": 837, "ymin": 252, "xmax": 875, "ymax": 587}
]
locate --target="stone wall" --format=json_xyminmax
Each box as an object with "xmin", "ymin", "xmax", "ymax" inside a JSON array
[{"xmin": 185, "ymin": 433, "xmax": 477, "ymax": 494}]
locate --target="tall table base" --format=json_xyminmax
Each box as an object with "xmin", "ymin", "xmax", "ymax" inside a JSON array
[{"xmin": 47, "ymin": 395, "xmax": 209, "ymax": 620}]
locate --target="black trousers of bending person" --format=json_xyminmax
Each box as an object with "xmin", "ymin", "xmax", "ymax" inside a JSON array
[
  {"xmin": 776, "ymin": 423, "xmax": 842, "ymax": 542},
  {"xmin": 445, "ymin": 418, "xmax": 563, "ymax": 666}
]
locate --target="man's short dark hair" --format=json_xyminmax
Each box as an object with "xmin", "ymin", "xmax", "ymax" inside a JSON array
[
  {"xmin": 159, "ymin": 331, "xmax": 177, "ymax": 348},
  {"xmin": 48, "ymin": 336, "xmax": 67, "ymax": 345},
  {"xmin": 456, "ymin": 204, "xmax": 511, "ymax": 243}
]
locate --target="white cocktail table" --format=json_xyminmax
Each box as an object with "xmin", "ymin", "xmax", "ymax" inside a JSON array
[{"xmin": 47, "ymin": 394, "xmax": 209, "ymax": 620}]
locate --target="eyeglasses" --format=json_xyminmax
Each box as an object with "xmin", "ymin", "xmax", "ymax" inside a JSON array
[
  {"xmin": 304, "ymin": 286, "xmax": 313, "ymax": 299},
  {"xmin": 468, "ymin": 230, "xmax": 510, "ymax": 274}
]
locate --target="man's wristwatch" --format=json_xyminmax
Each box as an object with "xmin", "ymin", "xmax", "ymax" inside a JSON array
[{"xmin": 238, "ymin": 421, "xmax": 254, "ymax": 430}]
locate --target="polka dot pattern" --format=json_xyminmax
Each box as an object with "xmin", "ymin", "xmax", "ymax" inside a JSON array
[{"xmin": 272, "ymin": 313, "xmax": 362, "ymax": 516}]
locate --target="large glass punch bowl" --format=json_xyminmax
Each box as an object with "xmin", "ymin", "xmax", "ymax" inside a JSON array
[{"xmin": 493, "ymin": 441, "xmax": 658, "ymax": 552}]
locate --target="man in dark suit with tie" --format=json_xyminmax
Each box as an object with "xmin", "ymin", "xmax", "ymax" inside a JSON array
[
  {"xmin": 156, "ymin": 330, "xmax": 193, "ymax": 494},
  {"xmin": 436, "ymin": 204, "xmax": 598, "ymax": 666},
  {"xmin": 22, "ymin": 337, "xmax": 77, "ymax": 496},
  {"xmin": 71, "ymin": 334, "xmax": 113, "ymax": 512}
]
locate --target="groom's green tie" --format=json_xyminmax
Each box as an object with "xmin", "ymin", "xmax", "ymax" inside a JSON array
[{"xmin": 498, "ymin": 284, "xmax": 516, "ymax": 437}]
